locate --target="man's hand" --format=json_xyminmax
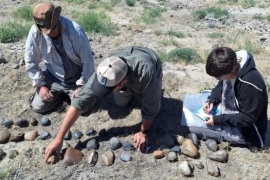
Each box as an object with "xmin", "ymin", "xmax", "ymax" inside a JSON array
[
  {"xmin": 44, "ymin": 138, "xmax": 63, "ymax": 162},
  {"xmin": 134, "ymin": 131, "xmax": 147, "ymax": 151},
  {"xmin": 203, "ymin": 101, "xmax": 214, "ymax": 114},
  {"xmin": 205, "ymin": 115, "xmax": 214, "ymax": 126},
  {"xmin": 38, "ymin": 86, "xmax": 54, "ymax": 102},
  {"xmin": 71, "ymin": 86, "xmax": 81, "ymax": 99}
]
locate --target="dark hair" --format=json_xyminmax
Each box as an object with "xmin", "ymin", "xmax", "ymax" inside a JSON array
[{"xmin": 205, "ymin": 46, "xmax": 237, "ymax": 77}]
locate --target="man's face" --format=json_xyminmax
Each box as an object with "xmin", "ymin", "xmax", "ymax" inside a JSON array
[{"xmin": 47, "ymin": 21, "xmax": 60, "ymax": 38}]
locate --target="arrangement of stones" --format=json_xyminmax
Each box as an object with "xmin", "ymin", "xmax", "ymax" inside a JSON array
[{"xmin": 0, "ymin": 116, "xmax": 228, "ymax": 177}]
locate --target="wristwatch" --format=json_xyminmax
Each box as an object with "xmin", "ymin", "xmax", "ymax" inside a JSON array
[{"xmin": 140, "ymin": 129, "xmax": 149, "ymax": 135}]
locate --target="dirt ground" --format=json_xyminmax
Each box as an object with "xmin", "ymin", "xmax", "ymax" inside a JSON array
[{"xmin": 0, "ymin": 0, "xmax": 270, "ymax": 179}]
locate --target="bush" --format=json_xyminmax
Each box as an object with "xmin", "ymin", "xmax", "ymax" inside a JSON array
[
  {"xmin": 207, "ymin": 32, "xmax": 224, "ymax": 39},
  {"xmin": 167, "ymin": 30, "xmax": 185, "ymax": 38},
  {"xmin": 0, "ymin": 22, "xmax": 31, "ymax": 43},
  {"xmin": 193, "ymin": 7, "xmax": 229, "ymax": 20},
  {"xmin": 168, "ymin": 48, "xmax": 201, "ymax": 63},
  {"xmin": 140, "ymin": 7, "xmax": 166, "ymax": 24},
  {"xmin": 126, "ymin": 0, "xmax": 136, "ymax": 6},
  {"xmin": 13, "ymin": 6, "xmax": 32, "ymax": 21},
  {"xmin": 78, "ymin": 12, "xmax": 118, "ymax": 36}
]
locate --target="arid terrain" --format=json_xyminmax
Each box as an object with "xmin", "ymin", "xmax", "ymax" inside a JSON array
[{"xmin": 0, "ymin": 0, "xmax": 270, "ymax": 179}]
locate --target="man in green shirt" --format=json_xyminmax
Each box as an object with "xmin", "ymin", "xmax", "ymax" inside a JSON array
[{"xmin": 45, "ymin": 46, "xmax": 163, "ymax": 161}]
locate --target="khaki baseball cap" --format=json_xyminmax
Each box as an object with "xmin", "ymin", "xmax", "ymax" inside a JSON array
[
  {"xmin": 33, "ymin": 2, "xmax": 61, "ymax": 34},
  {"xmin": 91, "ymin": 56, "xmax": 128, "ymax": 97}
]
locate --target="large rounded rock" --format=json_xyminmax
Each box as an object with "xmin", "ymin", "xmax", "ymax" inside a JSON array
[
  {"xmin": 0, "ymin": 129, "xmax": 10, "ymax": 144},
  {"xmin": 181, "ymin": 139, "xmax": 199, "ymax": 158},
  {"xmin": 9, "ymin": 131, "xmax": 24, "ymax": 142},
  {"xmin": 63, "ymin": 147, "xmax": 84, "ymax": 166},
  {"xmin": 208, "ymin": 150, "xmax": 228, "ymax": 162},
  {"xmin": 101, "ymin": 150, "xmax": 115, "ymax": 166}
]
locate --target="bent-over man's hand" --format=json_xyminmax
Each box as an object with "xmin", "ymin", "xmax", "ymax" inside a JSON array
[
  {"xmin": 133, "ymin": 132, "xmax": 148, "ymax": 151},
  {"xmin": 205, "ymin": 115, "xmax": 214, "ymax": 126},
  {"xmin": 39, "ymin": 86, "xmax": 54, "ymax": 102},
  {"xmin": 71, "ymin": 86, "xmax": 81, "ymax": 99},
  {"xmin": 44, "ymin": 138, "xmax": 63, "ymax": 162}
]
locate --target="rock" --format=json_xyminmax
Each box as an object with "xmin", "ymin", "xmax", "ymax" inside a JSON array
[
  {"xmin": 159, "ymin": 145, "xmax": 170, "ymax": 155},
  {"xmin": 73, "ymin": 130, "xmax": 83, "ymax": 140},
  {"xmin": 24, "ymin": 147, "xmax": 33, "ymax": 157},
  {"xmin": 24, "ymin": 130, "xmax": 38, "ymax": 141},
  {"xmin": 62, "ymin": 141, "xmax": 70, "ymax": 151},
  {"xmin": 188, "ymin": 133, "xmax": 199, "ymax": 148},
  {"xmin": 181, "ymin": 139, "xmax": 199, "ymax": 158},
  {"xmin": 9, "ymin": 131, "xmax": 24, "ymax": 142},
  {"xmin": 86, "ymin": 149, "xmax": 98, "ymax": 167},
  {"xmin": 86, "ymin": 138, "xmax": 99, "ymax": 150},
  {"xmin": 40, "ymin": 116, "xmax": 50, "ymax": 126},
  {"xmin": 46, "ymin": 155, "xmax": 58, "ymax": 164},
  {"xmin": 122, "ymin": 141, "xmax": 134, "ymax": 151},
  {"xmin": 9, "ymin": 150, "xmax": 19, "ymax": 159},
  {"xmin": 98, "ymin": 129, "xmax": 107, "ymax": 136},
  {"xmin": 166, "ymin": 152, "xmax": 177, "ymax": 162},
  {"xmin": 29, "ymin": 117, "xmax": 38, "ymax": 126},
  {"xmin": 218, "ymin": 142, "xmax": 230, "ymax": 150},
  {"xmin": 0, "ymin": 129, "xmax": 11, "ymax": 143},
  {"xmin": 0, "ymin": 57, "xmax": 7, "ymax": 64},
  {"xmin": 101, "ymin": 150, "xmax": 115, "ymax": 166},
  {"xmin": 85, "ymin": 127, "xmax": 95, "ymax": 136},
  {"xmin": 172, "ymin": 134, "xmax": 185, "ymax": 145},
  {"xmin": 38, "ymin": 132, "xmax": 50, "ymax": 140},
  {"xmin": 64, "ymin": 130, "xmax": 72, "ymax": 140},
  {"xmin": 0, "ymin": 148, "xmax": 6, "ymax": 160},
  {"xmin": 39, "ymin": 147, "xmax": 46, "ymax": 154},
  {"xmin": 63, "ymin": 147, "xmax": 84, "ymax": 166},
  {"xmin": 109, "ymin": 137, "xmax": 122, "ymax": 150},
  {"xmin": 207, "ymin": 162, "xmax": 220, "ymax": 177},
  {"xmin": 2, "ymin": 118, "xmax": 13, "ymax": 128},
  {"xmin": 153, "ymin": 150, "xmax": 164, "ymax": 159},
  {"xmin": 14, "ymin": 118, "xmax": 29, "ymax": 127},
  {"xmin": 208, "ymin": 150, "xmax": 228, "ymax": 162},
  {"xmin": 120, "ymin": 153, "xmax": 132, "ymax": 162},
  {"xmin": 171, "ymin": 145, "xmax": 180, "ymax": 153},
  {"xmin": 192, "ymin": 160, "xmax": 204, "ymax": 169},
  {"xmin": 179, "ymin": 161, "xmax": 192, "ymax": 176},
  {"xmin": 156, "ymin": 133, "xmax": 175, "ymax": 148},
  {"xmin": 205, "ymin": 139, "xmax": 218, "ymax": 152}
]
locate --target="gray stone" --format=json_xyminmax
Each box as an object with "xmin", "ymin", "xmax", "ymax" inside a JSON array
[
  {"xmin": 179, "ymin": 161, "xmax": 192, "ymax": 176},
  {"xmin": 86, "ymin": 149, "xmax": 98, "ymax": 166},
  {"xmin": 205, "ymin": 139, "xmax": 218, "ymax": 152},
  {"xmin": 38, "ymin": 132, "xmax": 50, "ymax": 140},
  {"xmin": 122, "ymin": 141, "xmax": 134, "ymax": 151},
  {"xmin": 85, "ymin": 127, "xmax": 94, "ymax": 136},
  {"xmin": 207, "ymin": 162, "xmax": 220, "ymax": 177},
  {"xmin": 208, "ymin": 150, "xmax": 228, "ymax": 162},
  {"xmin": 40, "ymin": 116, "xmax": 50, "ymax": 126},
  {"xmin": 86, "ymin": 138, "xmax": 99, "ymax": 149},
  {"xmin": 73, "ymin": 130, "xmax": 83, "ymax": 140},
  {"xmin": 120, "ymin": 153, "xmax": 132, "ymax": 162},
  {"xmin": 2, "ymin": 118, "xmax": 13, "ymax": 128},
  {"xmin": 29, "ymin": 117, "xmax": 38, "ymax": 126},
  {"xmin": 9, "ymin": 131, "xmax": 24, "ymax": 142},
  {"xmin": 192, "ymin": 160, "xmax": 204, "ymax": 169},
  {"xmin": 0, "ymin": 129, "xmax": 10, "ymax": 143},
  {"xmin": 166, "ymin": 152, "xmax": 177, "ymax": 162},
  {"xmin": 109, "ymin": 137, "xmax": 121, "ymax": 150},
  {"xmin": 171, "ymin": 145, "xmax": 180, "ymax": 153},
  {"xmin": 14, "ymin": 118, "xmax": 29, "ymax": 127}
]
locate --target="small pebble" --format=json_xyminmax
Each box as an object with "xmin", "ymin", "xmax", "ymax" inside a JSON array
[
  {"xmin": 40, "ymin": 116, "xmax": 50, "ymax": 126},
  {"xmin": 167, "ymin": 152, "xmax": 177, "ymax": 162},
  {"xmin": 192, "ymin": 160, "xmax": 204, "ymax": 169},
  {"xmin": 120, "ymin": 153, "xmax": 132, "ymax": 162},
  {"xmin": 38, "ymin": 132, "xmax": 50, "ymax": 140},
  {"xmin": 14, "ymin": 118, "xmax": 29, "ymax": 127},
  {"xmin": 29, "ymin": 117, "xmax": 38, "ymax": 126},
  {"xmin": 101, "ymin": 150, "xmax": 115, "ymax": 166},
  {"xmin": 205, "ymin": 139, "xmax": 218, "ymax": 152},
  {"xmin": 109, "ymin": 137, "xmax": 121, "ymax": 150},
  {"xmin": 171, "ymin": 145, "xmax": 180, "ymax": 153},
  {"xmin": 86, "ymin": 139, "xmax": 99, "ymax": 149},
  {"xmin": 9, "ymin": 150, "xmax": 19, "ymax": 159},
  {"xmin": 87, "ymin": 149, "xmax": 98, "ymax": 166},
  {"xmin": 73, "ymin": 130, "xmax": 83, "ymax": 140},
  {"xmin": 122, "ymin": 141, "xmax": 134, "ymax": 151},
  {"xmin": 24, "ymin": 147, "xmax": 33, "ymax": 157},
  {"xmin": 64, "ymin": 130, "xmax": 72, "ymax": 140},
  {"xmin": 0, "ymin": 129, "xmax": 11, "ymax": 144},
  {"xmin": 24, "ymin": 130, "xmax": 38, "ymax": 141},
  {"xmin": 46, "ymin": 155, "xmax": 58, "ymax": 164},
  {"xmin": 179, "ymin": 161, "xmax": 192, "ymax": 176},
  {"xmin": 98, "ymin": 129, "xmax": 107, "ymax": 136},
  {"xmin": 2, "ymin": 118, "xmax": 13, "ymax": 128},
  {"xmin": 0, "ymin": 148, "xmax": 6, "ymax": 160},
  {"xmin": 9, "ymin": 132, "xmax": 24, "ymax": 142},
  {"xmin": 188, "ymin": 133, "xmax": 199, "ymax": 148},
  {"xmin": 85, "ymin": 127, "xmax": 95, "ymax": 136},
  {"xmin": 153, "ymin": 150, "xmax": 164, "ymax": 159},
  {"xmin": 207, "ymin": 162, "xmax": 220, "ymax": 177},
  {"xmin": 208, "ymin": 150, "xmax": 228, "ymax": 163},
  {"xmin": 172, "ymin": 134, "xmax": 185, "ymax": 145}
]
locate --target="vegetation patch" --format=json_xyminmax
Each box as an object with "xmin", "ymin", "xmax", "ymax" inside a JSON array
[
  {"xmin": 137, "ymin": 6, "xmax": 166, "ymax": 24},
  {"xmin": 13, "ymin": 6, "xmax": 32, "ymax": 21},
  {"xmin": 167, "ymin": 30, "xmax": 185, "ymax": 38},
  {"xmin": 0, "ymin": 22, "xmax": 30, "ymax": 43},
  {"xmin": 193, "ymin": 6, "xmax": 229, "ymax": 20},
  {"xmin": 207, "ymin": 32, "xmax": 224, "ymax": 39}
]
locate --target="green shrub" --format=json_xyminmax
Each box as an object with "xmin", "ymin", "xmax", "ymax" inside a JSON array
[
  {"xmin": 193, "ymin": 7, "xmax": 229, "ymax": 20},
  {"xmin": 167, "ymin": 30, "xmax": 185, "ymax": 38},
  {"xmin": 13, "ymin": 6, "xmax": 32, "ymax": 21},
  {"xmin": 218, "ymin": 0, "xmax": 238, "ymax": 4},
  {"xmin": 139, "ymin": 7, "xmax": 166, "ymax": 24},
  {"xmin": 78, "ymin": 12, "xmax": 118, "ymax": 36},
  {"xmin": 207, "ymin": 32, "xmax": 224, "ymax": 39},
  {"xmin": 126, "ymin": 0, "xmax": 136, "ymax": 6},
  {"xmin": 0, "ymin": 22, "xmax": 31, "ymax": 43},
  {"xmin": 62, "ymin": 0, "xmax": 85, "ymax": 4},
  {"xmin": 242, "ymin": 0, "xmax": 255, "ymax": 8},
  {"xmin": 167, "ymin": 48, "xmax": 201, "ymax": 63},
  {"xmin": 154, "ymin": 30, "xmax": 162, "ymax": 36},
  {"xmin": 252, "ymin": 14, "xmax": 265, "ymax": 20}
]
